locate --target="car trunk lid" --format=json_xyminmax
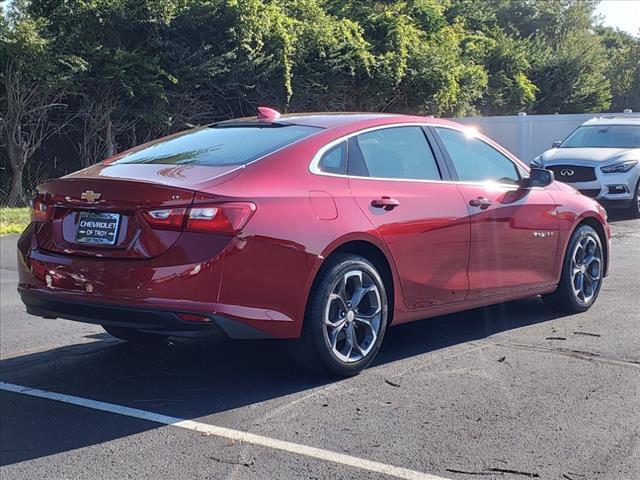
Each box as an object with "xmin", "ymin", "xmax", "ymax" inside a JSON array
[{"xmin": 33, "ymin": 163, "xmax": 241, "ymax": 259}]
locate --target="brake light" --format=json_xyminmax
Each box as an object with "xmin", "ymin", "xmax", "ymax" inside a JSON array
[
  {"xmin": 31, "ymin": 197, "xmax": 51, "ymax": 222},
  {"xmin": 143, "ymin": 203, "xmax": 255, "ymax": 235},
  {"xmin": 141, "ymin": 208, "xmax": 187, "ymax": 229},
  {"xmin": 177, "ymin": 313, "xmax": 210, "ymax": 323},
  {"xmin": 186, "ymin": 203, "xmax": 255, "ymax": 234}
]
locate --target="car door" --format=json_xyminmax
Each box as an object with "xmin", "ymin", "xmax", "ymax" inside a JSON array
[
  {"xmin": 432, "ymin": 126, "xmax": 559, "ymax": 300},
  {"xmin": 347, "ymin": 125, "xmax": 471, "ymax": 310}
]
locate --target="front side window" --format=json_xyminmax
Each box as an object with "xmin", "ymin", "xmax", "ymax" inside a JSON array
[
  {"xmin": 351, "ymin": 127, "xmax": 441, "ymax": 181},
  {"xmin": 113, "ymin": 124, "xmax": 320, "ymax": 166},
  {"xmin": 560, "ymin": 125, "xmax": 640, "ymax": 148},
  {"xmin": 435, "ymin": 127, "xmax": 520, "ymax": 184}
]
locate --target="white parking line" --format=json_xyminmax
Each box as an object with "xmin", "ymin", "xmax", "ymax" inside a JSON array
[{"xmin": 1, "ymin": 381, "xmax": 451, "ymax": 480}]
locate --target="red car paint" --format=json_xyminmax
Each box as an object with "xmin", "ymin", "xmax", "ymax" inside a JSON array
[{"xmin": 17, "ymin": 113, "xmax": 611, "ymax": 339}]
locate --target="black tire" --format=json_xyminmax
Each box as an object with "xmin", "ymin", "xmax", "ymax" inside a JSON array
[
  {"xmin": 542, "ymin": 224, "xmax": 604, "ymax": 313},
  {"xmin": 288, "ymin": 253, "xmax": 389, "ymax": 377},
  {"xmin": 629, "ymin": 178, "xmax": 640, "ymax": 218},
  {"xmin": 102, "ymin": 325, "xmax": 166, "ymax": 344}
]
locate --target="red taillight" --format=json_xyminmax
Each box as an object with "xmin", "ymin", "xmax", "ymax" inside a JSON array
[
  {"xmin": 31, "ymin": 197, "xmax": 51, "ymax": 222},
  {"xmin": 141, "ymin": 208, "xmax": 187, "ymax": 230},
  {"xmin": 143, "ymin": 203, "xmax": 255, "ymax": 235},
  {"xmin": 186, "ymin": 203, "xmax": 255, "ymax": 234},
  {"xmin": 177, "ymin": 313, "xmax": 210, "ymax": 323}
]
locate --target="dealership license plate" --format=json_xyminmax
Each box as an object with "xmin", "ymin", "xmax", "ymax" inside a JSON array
[{"xmin": 75, "ymin": 212, "xmax": 120, "ymax": 245}]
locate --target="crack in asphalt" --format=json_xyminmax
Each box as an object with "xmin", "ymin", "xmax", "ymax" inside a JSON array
[{"xmin": 481, "ymin": 340, "xmax": 640, "ymax": 370}]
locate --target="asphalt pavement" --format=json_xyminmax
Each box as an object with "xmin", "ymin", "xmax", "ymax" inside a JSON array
[{"xmin": 1, "ymin": 212, "xmax": 639, "ymax": 480}]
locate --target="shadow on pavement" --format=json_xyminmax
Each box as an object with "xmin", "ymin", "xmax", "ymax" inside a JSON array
[
  {"xmin": 1, "ymin": 296, "xmax": 564, "ymax": 466},
  {"xmin": 605, "ymin": 208, "xmax": 637, "ymax": 223}
]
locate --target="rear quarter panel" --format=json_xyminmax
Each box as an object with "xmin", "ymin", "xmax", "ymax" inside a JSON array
[{"xmin": 197, "ymin": 134, "xmax": 405, "ymax": 337}]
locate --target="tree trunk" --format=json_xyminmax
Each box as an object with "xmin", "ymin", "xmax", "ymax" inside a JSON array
[
  {"xmin": 105, "ymin": 118, "xmax": 116, "ymax": 158},
  {"xmin": 7, "ymin": 163, "xmax": 26, "ymax": 207}
]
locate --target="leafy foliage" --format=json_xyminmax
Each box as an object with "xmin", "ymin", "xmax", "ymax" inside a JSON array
[
  {"xmin": 0, "ymin": 207, "xmax": 30, "ymax": 235},
  {"xmin": 598, "ymin": 26, "xmax": 640, "ymax": 113},
  {"xmin": 1, "ymin": 0, "xmax": 639, "ymax": 204}
]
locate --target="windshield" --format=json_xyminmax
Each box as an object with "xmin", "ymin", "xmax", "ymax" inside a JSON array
[
  {"xmin": 112, "ymin": 124, "xmax": 321, "ymax": 166},
  {"xmin": 560, "ymin": 125, "xmax": 640, "ymax": 149}
]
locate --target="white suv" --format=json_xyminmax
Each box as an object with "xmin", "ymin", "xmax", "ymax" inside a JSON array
[{"xmin": 533, "ymin": 117, "xmax": 640, "ymax": 217}]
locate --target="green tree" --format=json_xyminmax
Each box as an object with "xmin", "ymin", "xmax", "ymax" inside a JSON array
[
  {"xmin": 460, "ymin": 29, "xmax": 538, "ymax": 115},
  {"xmin": 531, "ymin": 31, "xmax": 611, "ymax": 113},
  {"xmin": 4, "ymin": 0, "xmax": 640, "ymax": 206},
  {"xmin": 29, "ymin": 0, "xmax": 177, "ymax": 157},
  {"xmin": 327, "ymin": 0, "xmax": 487, "ymax": 115},
  {"xmin": 597, "ymin": 26, "xmax": 640, "ymax": 113},
  {"xmin": 492, "ymin": 0, "xmax": 597, "ymax": 45},
  {"xmin": 0, "ymin": 2, "xmax": 75, "ymax": 206}
]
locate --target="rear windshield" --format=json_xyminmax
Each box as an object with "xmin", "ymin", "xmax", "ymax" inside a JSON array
[
  {"xmin": 112, "ymin": 124, "xmax": 320, "ymax": 166},
  {"xmin": 561, "ymin": 125, "xmax": 640, "ymax": 148}
]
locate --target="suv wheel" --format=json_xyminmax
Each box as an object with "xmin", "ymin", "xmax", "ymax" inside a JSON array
[{"xmin": 629, "ymin": 178, "xmax": 640, "ymax": 218}]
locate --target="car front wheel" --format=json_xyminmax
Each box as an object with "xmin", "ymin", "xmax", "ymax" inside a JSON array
[
  {"xmin": 543, "ymin": 224, "xmax": 604, "ymax": 313},
  {"xmin": 289, "ymin": 253, "xmax": 389, "ymax": 376}
]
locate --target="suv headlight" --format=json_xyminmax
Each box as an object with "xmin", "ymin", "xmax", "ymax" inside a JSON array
[{"xmin": 600, "ymin": 160, "xmax": 638, "ymax": 173}]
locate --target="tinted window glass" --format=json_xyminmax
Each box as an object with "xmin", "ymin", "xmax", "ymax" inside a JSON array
[
  {"xmin": 354, "ymin": 127, "xmax": 441, "ymax": 180},
  {"xmin": 318, "ymin": 142, "xmax": 347, "ymax": 174},
  {"xmin": 113, "ymin": 124, "xmax": 320, "ymax": 166},
  {"xmin": 435, "ymin": 127, "xmax": 520, "ymax": 184},
  {"xmin": 561, "ymin": 125, "xmax": 640, "ymax": 148},
  {"xmin": 347, "ymin": 137, "xmax": 369, "ymax": 177}
]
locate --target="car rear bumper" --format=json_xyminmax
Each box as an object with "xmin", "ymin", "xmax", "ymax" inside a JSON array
[
  {"xmin": 19, "ymin": 288, "xmax": 271, "ymax": 339},
  {"xmin": 16, "ymin": 224, "xmax": 308, "ymax": 339}
]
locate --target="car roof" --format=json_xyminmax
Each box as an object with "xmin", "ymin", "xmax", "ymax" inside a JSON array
[
  {"xmin": 215, "ymin": 111, "xmax": 524, "ymax": 167},
  {"xmin": 217, "ymin": 112, "xmax": 460, "ymax": 129},
  {"xmin": 581, "ymin": 117, "xmax": 640, "ymax": 126}
]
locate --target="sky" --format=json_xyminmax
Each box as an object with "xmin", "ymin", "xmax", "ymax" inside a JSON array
[{"xmin": 595, "ymin": 0, "xmax": 640, "ymax": 36}]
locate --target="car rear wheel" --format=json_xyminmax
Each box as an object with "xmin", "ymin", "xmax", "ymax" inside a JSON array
[
  {"xmin": 289, "ymin": 253, "xmax": 388, "ymax": 376},
  {"xmin": 542, "ymin": 224, "xmax": 603, "ymax": 313},
  {"xmin": 102, "ymin": 325, "xmax": 166, "ymax": 344},
  {"xmin": 629, "ymin": 178, "xmax": 640, "ymax": 218}
]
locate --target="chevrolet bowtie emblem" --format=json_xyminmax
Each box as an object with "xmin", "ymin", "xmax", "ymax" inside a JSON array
[{"xmin": 80, "ymin": 190, "xmax": 102, "ymax": 202}]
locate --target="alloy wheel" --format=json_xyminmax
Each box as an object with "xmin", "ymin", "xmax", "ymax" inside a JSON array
[
  {"xmin": 323, "ymin": 270, "xmax": 382, "ymax": 363},
  {"xmin": 570, "ymin": 234, "xmax": 602, "ymax": 304}
]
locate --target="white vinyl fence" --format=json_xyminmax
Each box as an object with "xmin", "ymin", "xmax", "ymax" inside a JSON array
[{"xmin": 452, "ymin": 111, "xmax": 640, "ymax": 164}]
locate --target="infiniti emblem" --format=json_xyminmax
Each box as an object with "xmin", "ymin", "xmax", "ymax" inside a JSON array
[{"xmin": 560, "ymin": 169, "xmax": 575, "ymax": 176}]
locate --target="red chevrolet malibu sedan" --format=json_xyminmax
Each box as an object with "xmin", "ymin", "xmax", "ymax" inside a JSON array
[{"xmin": 18, "ymin": 109, "xmax": 611, "ymax": 375}]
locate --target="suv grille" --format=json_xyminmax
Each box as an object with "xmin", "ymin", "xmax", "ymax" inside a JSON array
[{"xmin": 548, "ymin": 165, "xmax": 596, "ymax": 183}]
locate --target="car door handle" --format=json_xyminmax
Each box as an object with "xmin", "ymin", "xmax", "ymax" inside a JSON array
[
  {"xmin": 469, "ymin": 197, "xmax": 492, "ymax": 209},
  {"xmin": 371, "ymin": 196, "xmax": 400, "ymax": 211}
]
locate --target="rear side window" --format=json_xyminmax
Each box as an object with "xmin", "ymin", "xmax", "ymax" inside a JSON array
[
  {"xmin": 318, "ymin": 142, "xmax": 347, "ymax": 174},
  {"xmin": 434, "ymin": 127, "xmax": 520, "ymax": 184},
  {"xmin": 351, "ymin": 127, "xmax": 441, "ymax": 181},
  {"xmin": 113, "ymin": 124, "xmax": 320, "ymax": 166}
]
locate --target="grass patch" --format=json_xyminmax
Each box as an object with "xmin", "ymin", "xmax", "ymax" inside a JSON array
[{"xmin": 0, "ymin": 208, "xmax": 31, "ymax": 235}]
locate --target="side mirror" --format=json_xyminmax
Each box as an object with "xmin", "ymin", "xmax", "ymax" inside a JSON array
[
  {"xmin": 522, "ymin": 168, "xmax": 554, "ymax": 188},
  {"xmin": 551, "ymin": 140, "xmax": 562, "ymax": 148}
]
